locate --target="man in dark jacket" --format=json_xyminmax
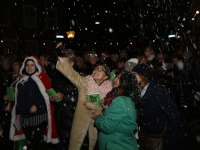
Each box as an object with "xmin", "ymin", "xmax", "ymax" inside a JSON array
[{"xmin": 132, "ymin": 64, "xmax": 180, "ymax": 150}]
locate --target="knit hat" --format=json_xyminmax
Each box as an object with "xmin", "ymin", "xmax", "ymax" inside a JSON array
[
  {"xmin": 183, "ymin": 50, "xmax": 192, "ymax": 57},
  {"xmin": 101, "ymin": 51, "xmax": 109, "ymax": 58},
  {"xmin": 120, "ymin": 51, "xmax": 127, "ymax": 58},
  {"xmin": 132, "ymin": 64, "xmax": 153, "ymax": 79},
  {"xmin": 124, "ymin": 58, "xmax": 138, "ymax": 71}
]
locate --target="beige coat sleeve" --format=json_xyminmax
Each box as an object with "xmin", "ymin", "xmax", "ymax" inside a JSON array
[{"xmin": 56, "ymin": 59, "xmax": 87, "ymax": 90}]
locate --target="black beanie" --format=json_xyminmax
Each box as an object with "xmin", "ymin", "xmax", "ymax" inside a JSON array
[{"xmin": 132, "ymin": 64, "xmax": 153, "ymax": 79}]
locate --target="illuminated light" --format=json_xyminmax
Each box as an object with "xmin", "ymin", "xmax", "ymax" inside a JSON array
[
  {"xmin": 168, "ymin": 35, "xmax": 176, "ymax": 38},
  {"xmin": 153, "ymin": 40, "xmax": 155, "ymax": 42},
  {"xmin": 130, "ymin": 42, "xmax": 132, "ymax": 45},
  {"xmin": 94, "ymin": 42, "xmax": 96, "ymax": 44},
  {"xmin": 56, "ymin": 35, "xmax": 64, "ymax": 38},
  {"xmin": 66, "ymin": 31, "xmax": 75, "ymax": 39},
  {"xmin": 196, "ymin": 10, "xmax": 199, "ymax": 14},
  {"xmin": 110, "ymin": 43, "xmax": 112, "ymax": 45},
  {"xmin": 43, "ymin": 43, "xmax": 45, "ymax": 45},
  {"xmin": 1, "ymin": 40, "xmax": 3, "ymax": 42},
  {"xmin": 95, "ymin": 22, "xmax": 100, "ymax": 24},
  {"xmin": 178, "ymin": 36, "xmax": 181, "ymax": 38}
]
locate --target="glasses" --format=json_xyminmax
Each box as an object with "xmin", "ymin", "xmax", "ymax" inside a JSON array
[{"xmin": 94, "ymin": 67, "xmax": 106, "ymax": 74}]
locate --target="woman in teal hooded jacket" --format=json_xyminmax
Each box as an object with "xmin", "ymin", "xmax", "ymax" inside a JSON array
[{"xmin": 92, "ymin": 70, "xmax": 142, "ymax": 150}]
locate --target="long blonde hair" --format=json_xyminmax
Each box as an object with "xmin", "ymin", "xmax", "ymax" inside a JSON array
[{"xmin": 76, "ymin": 56, "xmax": 86, "ymax": 68}]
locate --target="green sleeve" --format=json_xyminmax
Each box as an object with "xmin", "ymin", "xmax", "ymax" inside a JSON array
[{"xmin": 94, "ymin": 97, "xmax": 127, "ymax": 134}]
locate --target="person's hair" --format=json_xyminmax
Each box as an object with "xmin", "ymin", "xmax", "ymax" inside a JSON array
[
  {"xmin": 118, "ymin": 57, "xmax": 127, "ymax": 63},
  {"xmin": 3, "ymin": 59, "xmax": 12, "ymax": 68},
  {"xmin": 64, "ymin": 53, "xmax": 77, "ymax": 64},
  {"xmin": 88, "ymin": 51, "xmax": 97, "ymax": 59},
  {"xmin": 110, "ymin": 70, "xmax": 143, "ymax": 122},
  {"xmin": 173, "ymin": 54, "xmax": 184, "ymax": 61},
  {"xmin": 137, "ymin": 53, "xmax": 147, "ymax": 62},
  {"xmin": 76, "ymin": 56, "xmax": 86, "ymax": 68},
  {"xmin": 84, "ymin": 51, "xmax": 89, "ymax": 57},
  {"xmin": 63, "ymin": 48, "xmax": 74, "ymax": 54},
  {"xmin": 40, "ymin": 54, "xmax": 49, "ymax": 61},
  {"xmin": 146, "ymin": 46, "xmax": 154, "ymax": 53},
  {"xmin": 95, "ymin": 63, "xmax": 110, "ymax": 79},
  {"xmin": 22, "ymin": 59, "xmax": 38, "ymax": 75},
  {"xmin": 138, "ymin": 74, "xmax": 149, "ymax": 90},
  {"xmin": 13, "ymin": 60, "xmax": 22, "ymax": 68}
]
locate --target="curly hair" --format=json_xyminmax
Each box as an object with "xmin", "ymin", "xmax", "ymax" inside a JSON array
[{"xmin": 111, "ymin": 70, "xmax": 143, "ymax": 122}]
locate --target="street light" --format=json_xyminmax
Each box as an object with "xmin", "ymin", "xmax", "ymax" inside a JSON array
[
  {"xmin": 66, "ymin": 31, "xmax": 75, "ymax": 39},
  {"xmin": 95, "ymin": 22, "xmax": 100, "ymax": 24},
  {"xmin": 196, "ymin": 10, "xmax": 199, "ymax": 14}
]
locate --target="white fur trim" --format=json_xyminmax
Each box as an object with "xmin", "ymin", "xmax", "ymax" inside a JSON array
[
  {"xmin": 9, "ymin": 75, "xmax": 59, "ymax": 144},
  {"xmin": 101, "ymin": 53, "xmax": 107, "ymax": 58},
  {"xmin": 31, "ymin": 75, "xmax": 53, "ymax": 143},
  {"xmin": 10, "ymin": 76, "xmax": 27, "ymax": 141},
  {"xmin": 20, "ymin": 56, "xmax": 42, "ymax": 76},
  {"xmin": 44, "ymin": 136, "xmax": 59, "ymax": 144}
]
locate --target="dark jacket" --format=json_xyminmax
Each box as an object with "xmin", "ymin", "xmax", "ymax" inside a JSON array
[
  {"xmin": 140, "ymin": 80, "xmax": 180, "ymax": 145},
  {"xmin": 171, "ymin": 67, "xmax": 190, "ymax": 107},
  {"xmin": 16, "ymin": 77, "xmax": 47, "ymax": 118},
  {"xmin": 53, "ymin": 70, "xmax": 78, "ymax": 139},
  {"xmin": 186, "ymin": 56, "xmax": 200, "ymax": 91}
]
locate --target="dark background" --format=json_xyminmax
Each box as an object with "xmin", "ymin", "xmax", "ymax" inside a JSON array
[{"xmin": 0, "ymin": 0, "xmax": 200, "ymax": 56}]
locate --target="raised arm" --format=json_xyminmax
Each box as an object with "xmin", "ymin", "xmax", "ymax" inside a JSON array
[{"xmin": 56, "ymin": 57, "xmax": 87, "ymax": 90}]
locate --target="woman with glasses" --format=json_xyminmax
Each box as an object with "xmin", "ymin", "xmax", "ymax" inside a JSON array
[
  {"xmin": 92, "ymin": 70, "xmax": 141, "ymax": 150},
  {"xmin": 56, "ymin": 43, "xmax": 112, "ymax": 150}
]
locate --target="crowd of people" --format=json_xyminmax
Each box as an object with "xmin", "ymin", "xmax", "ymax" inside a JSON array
[{"xmin": 0, "ymin": 43, "xmax": 200, "ymax": 150}]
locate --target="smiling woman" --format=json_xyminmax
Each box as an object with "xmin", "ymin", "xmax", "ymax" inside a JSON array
[
  {"xmin": 56, "ymin": 42, "xmax": 112, "ymax": 150},
  {"xmin": 9, "ymin": 56, "xmax": 59, "ymax": 150},
  {"xmin": 25, "ymin": 60, "xmax": 36, "ymax": 74}
]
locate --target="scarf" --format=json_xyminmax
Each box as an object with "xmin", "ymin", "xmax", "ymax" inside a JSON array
[
  {"xmin": 104, "ymin": 88, "xmax": 124, "ymax": 107},
  {"xmin": 86, "ymin": 76, "xmax": 112, "ymax": 99}
]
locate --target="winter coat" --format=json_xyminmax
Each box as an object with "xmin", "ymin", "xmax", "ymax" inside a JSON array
[
  {"xmin": 56, "ymin": 59, "xmax": 112, "ymax": 150},
  {"xmin": 53, "ymin": 70, "xmax": 78, "ymax": 139},
  {"xmin": 95, "ymin": 96, "xmax": 139, "ymax": 150},
  {"xmin": 139, "ymin": 80, "xmax": 180, "ymax": 146},
  {"xmin": 171, "ymin": 67, "xmax": 190, "ymax": 107},
  {"xmin": 185, "ymin": 56, "xmax": 200, "ymax": 91},
  {"xmin": 16, "ymin": 77, "xmax": 47, "ymax": 118}
]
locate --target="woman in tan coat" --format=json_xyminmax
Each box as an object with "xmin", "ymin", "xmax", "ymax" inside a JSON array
[{"xmin": 55, "ymin": 44, "xmax": 112, "ymax": 150}]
